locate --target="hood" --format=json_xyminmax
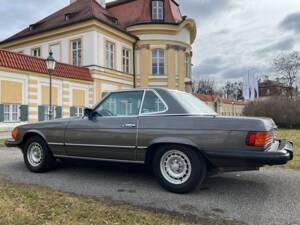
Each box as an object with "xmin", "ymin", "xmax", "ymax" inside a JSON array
[{"xmin": 17, "ymin": 117, "xmax": 78, "ymax": 129}]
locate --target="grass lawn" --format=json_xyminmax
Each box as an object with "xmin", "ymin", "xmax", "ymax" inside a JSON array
[
  {"xmin": 276, "ymin": 129, "xmax": 300, "ymax": 170},
  {"xmin": 0, "ymin": 139, "xmax": 5, "ymax": 148},
  {"xmin": 0, "ymin": 178, "xmax": 242, "ymax": 225}
]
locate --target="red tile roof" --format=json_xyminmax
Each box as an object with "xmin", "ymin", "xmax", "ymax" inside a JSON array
[
  {"xmin": 107, "ymin": 0, "xmax": 183, "ymax": 27},
  {"xmin": 1, "ymin": 0, "xmax": 182, "ymax": 44},
  {"xmin": 1, "ymin": 0, "xmax": 134, "ymax": 44},
  {"xmin": 193, "ymin": 93, "xmax": 249, "ymax": 106},
  {"xmin": 0, "ymin": 49, "xmax": 92, "ymax": 82}
]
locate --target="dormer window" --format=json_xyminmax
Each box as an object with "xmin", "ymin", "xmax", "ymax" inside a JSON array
[
  {"xmin": 152, "ymin": 0, "xmax": 164, "ymax": 21},
  {"xmin": 65, "ymin": 13, "xmax": 75, "ymax": 22}
]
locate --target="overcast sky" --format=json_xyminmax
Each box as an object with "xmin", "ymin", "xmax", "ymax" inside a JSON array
[{"xmin": 1, "ymin": 0, "xmax": 299, "ymax": 87}]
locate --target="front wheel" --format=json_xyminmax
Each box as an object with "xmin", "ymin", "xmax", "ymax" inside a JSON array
[
  {"xmin": 153, "ymin": 145, "xmax": 207, "ymax": 193},
  {"xmin": 23, "ymin": 136, "xmax": 55, "ymax": 173}
]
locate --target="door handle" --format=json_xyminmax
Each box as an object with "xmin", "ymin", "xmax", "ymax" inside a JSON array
[{"xmin": 122, "ymin": 123, "xmax": 136, "ymax": 128}]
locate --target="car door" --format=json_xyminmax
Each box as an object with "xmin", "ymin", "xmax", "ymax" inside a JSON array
[{"xmin": 64, "ymin": 90, "xmax": 144, "ymax": 161}]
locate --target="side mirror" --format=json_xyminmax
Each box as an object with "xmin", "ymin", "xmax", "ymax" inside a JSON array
[{"xmin": 84, "ymin": 108, "xmax": 93, "ymax": 118}]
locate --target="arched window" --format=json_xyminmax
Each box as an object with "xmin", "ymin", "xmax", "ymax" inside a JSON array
[
  {"xmin": 152, "ymin": 49, "xmax": 165, "ymax": 75},
  {"xmin": 152, "ymin": 0, "xmax": 164, "ymax": 21}
]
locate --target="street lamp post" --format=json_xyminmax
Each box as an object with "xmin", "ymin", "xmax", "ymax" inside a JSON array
[{"xmin": 46, "ymin": 51, "xmax": 56, "ymax": 120}]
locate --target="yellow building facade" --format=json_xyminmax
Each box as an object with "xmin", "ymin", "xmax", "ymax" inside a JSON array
[{"xmin": 0, "ymin": 0, "xmax": 196, "ymax": 124}]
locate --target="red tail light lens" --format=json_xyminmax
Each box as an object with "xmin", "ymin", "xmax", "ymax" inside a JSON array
[{"xmin": 246, "ymin": 131, "xmax": 274, "ymax": 147}]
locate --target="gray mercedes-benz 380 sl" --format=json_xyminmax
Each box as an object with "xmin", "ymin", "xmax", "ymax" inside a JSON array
[{"xmin": 6, "ymin": 88, "xmax": 293, "ymax": 193}]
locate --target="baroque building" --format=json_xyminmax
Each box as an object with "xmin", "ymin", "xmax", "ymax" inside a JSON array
[{"xmin": 0, "ymin": 0, "xmax": 196, "ymax": 124}]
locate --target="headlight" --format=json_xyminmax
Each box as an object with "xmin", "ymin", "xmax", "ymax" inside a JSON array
[{"xmin": 11, "ymin": 128, "xmax": 19, "ymax": 140}]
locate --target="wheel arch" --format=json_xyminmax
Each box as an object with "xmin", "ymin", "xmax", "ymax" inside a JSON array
[
  {"xmin": 21, "ymin": 130, "xmax": 48, "ymax": 152},
  {"xmin": 144, "ymin": 138, "xmax": 213, "ymax": 168}
]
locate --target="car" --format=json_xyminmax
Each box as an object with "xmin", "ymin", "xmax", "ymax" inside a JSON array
[{"xmin": 5, "ymin": 88, "xmax": 293, "ymax": 193}]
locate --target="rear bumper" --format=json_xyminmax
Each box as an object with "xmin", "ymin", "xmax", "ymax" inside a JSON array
[
  {"xmin": 205, "ymin": 139, "xmax": 293, "ymax": 167},
  {"xmin": 4, "ymin": 138, "xmax": 21, "ymax": 148}
]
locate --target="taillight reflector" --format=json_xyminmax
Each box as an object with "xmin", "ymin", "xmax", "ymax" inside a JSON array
[{"xmin": 246, "ymin": 131, "xmax": 273, "ymax": 147}]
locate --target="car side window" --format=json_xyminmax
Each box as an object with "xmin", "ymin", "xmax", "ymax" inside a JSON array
[
  {"xmin": 141, "ymin": 90, "xmax": 167, "ymax": 114},
  {"xmin": 95, "ymin": 91, "xmax": 143, "ymax": 117}
]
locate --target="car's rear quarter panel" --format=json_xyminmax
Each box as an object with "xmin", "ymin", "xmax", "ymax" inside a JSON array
[{"xmin": 137, "ymin": 115, "xmax": 269, "ymax": 162}]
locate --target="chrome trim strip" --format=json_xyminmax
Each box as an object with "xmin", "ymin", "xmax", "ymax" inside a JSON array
[
  {"xmin": 54, "ymin": 155, "xmax": 145, "ymax": 164},
  {"xmin": 65, "ymin": 143, "xmax": 136, "ymax": 149},
  {"xmin": 48, "ymin": 142, "xmax": 65, "ymax": 146},
  {"xmin": 137, "ymin": 146, "xmax": 148, "ymax": 149}
]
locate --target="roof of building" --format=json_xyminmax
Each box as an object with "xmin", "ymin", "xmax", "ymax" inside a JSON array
[
  {"xmin": 1, "ymin": 0, "xmax": 183, "ymax": 44},
  {"xmin": 107, "ymin": 0, "xmax": 183, "ymax": 27},
  {"xmin": 0, "ymin": 49, "xmax": 93, "ymax": 82},
  {"xmin": 1, "ymin": 0, "xmax": 133, "ymax": 44},
  {"xmin": 193, "ymin": 93, "xmax": 249, "ymax": 106}
]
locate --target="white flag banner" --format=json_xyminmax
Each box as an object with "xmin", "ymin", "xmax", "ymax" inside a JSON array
[{"xmin": 243, "ymin": 74, "xmax": 250, "ymax": 100}]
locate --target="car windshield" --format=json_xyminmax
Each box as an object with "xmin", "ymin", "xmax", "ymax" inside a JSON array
[{"xmin": 170, "ymin": 91, "xmax": 217, "ymax": 116}]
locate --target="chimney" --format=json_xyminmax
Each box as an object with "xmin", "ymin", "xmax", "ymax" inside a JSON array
[{"xmin": 70, "ymin": 0, "xmax": 106, "ymax": 8}]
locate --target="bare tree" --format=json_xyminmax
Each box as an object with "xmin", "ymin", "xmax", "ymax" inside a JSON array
[
  {"xmin": 194, "ymin": 79, "xmax": 216, "ymax": 95},
  {"xmin": 274, "ymin": 51, "xmax": 300, "ymax": 100},
  {"xmin": 223, "ymin": 81, "xmax": 243, "ymax": 100}
]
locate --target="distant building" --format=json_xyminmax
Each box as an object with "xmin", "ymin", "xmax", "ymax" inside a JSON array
[
  {"xmin": 259, "ymin": 79, "xmax": 285, "ymax": 97},
  {"xmin": 193, "ymin": 93, "xmax": 248, "ymax": 116}
]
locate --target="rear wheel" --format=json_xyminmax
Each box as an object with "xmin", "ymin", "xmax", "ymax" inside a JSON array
[
  {"xmin": 23, "ymin": 136, "xmax": 55, "ymax": 173},
  {"xmin": 153, "ymin": 145, "xmax": 207, "ymax": 193}
]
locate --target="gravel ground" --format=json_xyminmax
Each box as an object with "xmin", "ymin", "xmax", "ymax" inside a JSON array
[{"xmin": 0, "ymin": 147, "xmax": 299, "ymax": 225}]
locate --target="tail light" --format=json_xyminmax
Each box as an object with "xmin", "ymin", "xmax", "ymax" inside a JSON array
[{"xmin": 246, "ymin": 131, "xmax": 274, "ymax": 147}]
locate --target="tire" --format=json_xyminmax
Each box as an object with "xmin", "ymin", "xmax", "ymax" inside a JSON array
[
  {"xmin": 23, "ymin": 136, "xmax": 56, "ymax": 173},
  {"xmin": 153, "ymin": 145, "xmax": 207, "ymax": 194}
]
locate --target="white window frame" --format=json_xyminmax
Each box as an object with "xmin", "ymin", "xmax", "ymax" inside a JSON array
[
  {"xmin": 74, "ymin": 107, "xmax": 84, "ymax": 117},
  {"xmin": 44, "ymin": 105, "xmax": 56, "ymax": 121},
  {"xmin": 31, "ymin": 47, "xmax": 41, "ymax": 57},
  {"xmin": 106, "ymin": 41, "xmax": 115, "ymax": 69},
  {"xmin": 152, "ymin": 49, "xmax": 165, "ymax": 76},
  {"xmin": 122, "ymin": 48, "xmax": 130, "ymax": 73},
  {"xmin": 4, "ymin": 104, "xmax": 20, "ymax": 122},
  {"xmin": 152, "ymin": 0, "xmax": 164, "ymax": 20},
  {"xmin": 71, "ymin": 39, "xmax": 82, "ymax": 66}
]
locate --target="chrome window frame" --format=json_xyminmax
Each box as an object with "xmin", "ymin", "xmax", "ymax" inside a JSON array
[{"xmin": 139, "ymin": 89, "xmax": 169, "ymax": 116}]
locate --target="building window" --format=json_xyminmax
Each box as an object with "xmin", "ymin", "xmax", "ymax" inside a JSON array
[
  {"xmin": 31, "ymin": 47, "xmax": 41, "ymax": 57},
  {"xmin": 75, "ymin": 107, "xmax": 84, "ymax": 117},
  {"xmin": 185, "ymin": 53, "xmax": 190, "ymax": 78},
  {"xmin": 44, "ymin": 106, "xmax": 56, "ymax": 121},
  {"xmin": 4, "ymin": 104, "xmax": 20, "ymax": 122},
  {"xmin": 122, "ymin": 48, "xmax": 130, "ymax": 73},
  {"xmin": 152, "ymin": 49, "xmax": 165, "ymax": 75},
  {"xmin": 152, "ymin": 0, "xmax": 164, "ymax": 21},
  {"xmin": 71, "ymin": 39, "xmax": 82, "ymax": 66},
  {"xmin": 106, "ymin": 41, "xmax": 115, "ymax": 69}
]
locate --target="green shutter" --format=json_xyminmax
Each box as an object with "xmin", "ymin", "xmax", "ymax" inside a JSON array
[
  {"xmin": 70, "ymin": 107, "xmax": 76, "ymax": 117},
  {"xmin": 0, "ymin": 104, "xmax": 4, "ymax": 122},
  {"xmin": 38, "ymin": 106, "xmax": 45, "ymax": 122},
  {"xmin": 20, "ymin": 105, "xmax": 28, "ymax": 122},
  {"xmin": 56, "ymin": 106, "xmax": 62, "ymax": 119}
]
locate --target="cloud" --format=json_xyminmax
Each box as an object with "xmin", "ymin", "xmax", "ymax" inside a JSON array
[
  {"xmin": 0, "ymin": 0, "xmax": 66, "ymax": 41},
  {"xmin": 256, "ymin": 37, "xmax": 297, "ymax": 55},
  {"xmin": 177, "ymin": 0, "xmax": 241, "ymax": 20},
  {"xmin": 193, "ymin": 56, "xmax": 228, "ymax": 80},
  {"xmin": 279, "ymin": 11, "xmax": 300, "ymax": 33}
]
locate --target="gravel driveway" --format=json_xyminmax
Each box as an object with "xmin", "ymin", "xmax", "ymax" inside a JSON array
[{"xmin": 0, "ymin": 148, "xmax": 299, "ymax": 225}]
